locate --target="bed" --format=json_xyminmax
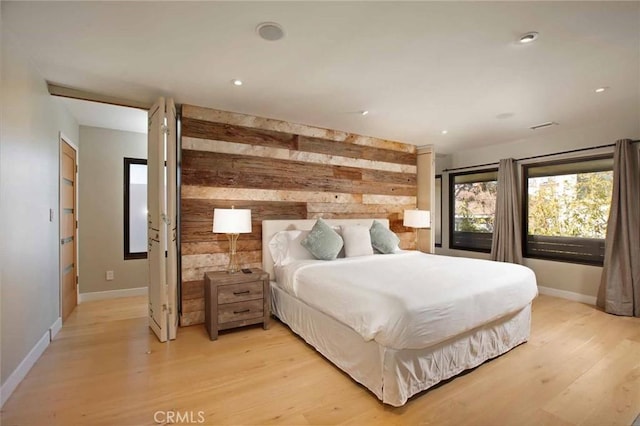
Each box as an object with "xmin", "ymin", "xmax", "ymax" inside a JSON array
[{"xmin": 262, "ymin": 218, "xmax": 538, "ymax": 406}]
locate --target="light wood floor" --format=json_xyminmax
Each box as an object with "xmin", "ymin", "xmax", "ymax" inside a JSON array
[{"xmin": 2, "ymin": 295, "xmax": 639, "ymax": 426}]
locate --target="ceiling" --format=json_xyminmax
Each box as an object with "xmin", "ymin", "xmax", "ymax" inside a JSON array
[
  {"xmin": 58, "ymin": 98, "xmax": 147, "ymax": 134},
  {"xmin": 3, "ymin": 2, "xmax": 639, "ymax": 153}
]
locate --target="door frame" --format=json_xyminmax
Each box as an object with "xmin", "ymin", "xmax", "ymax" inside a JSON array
[{"xmin": 59, "ymin": 132, "xmax": 79, "ymax": 321}]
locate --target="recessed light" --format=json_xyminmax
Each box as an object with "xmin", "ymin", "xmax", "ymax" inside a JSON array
[
  {"xmin": 360, "ymin": 110, "xmax": 369, "ymax": 116},
  {"xmin": 595, "ymin": 87, "xmax": 608, "ymax": 93},
  {"xmin": 256, "ymin": 22, "xmax": 285, "ymax": 41},
  {"xmin": 231, "ymin": 79, "xmax": 243, "ymax": 86},
  {"xmin": 441, "ymin": 130, "xmax": 448, "ymax": 135},
  {"xmin": 519, "ymin": 32, "xmax": 539, "ymax": 44}
]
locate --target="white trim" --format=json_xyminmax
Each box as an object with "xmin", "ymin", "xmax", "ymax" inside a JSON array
[
  {"xmin": 0, "ymin": 329, "xmax": 50, "ymax": 408},
  {"xmin": 537, "ymin": 285, "xmax": 597, "ymax": 305},
  {"xmin": 49, "ymin": 317, "xmax": 62, "ymax": 340},
  {"xmin": 79, "ymin": 286, "xmax": 148, "ymax": 303},
  {"xmin": 59, "ymin": 131, "xmax": 79, "ymax": 152},
  {"xmin": 416, "ymin": 144, "xmax": 435, "ymax": 153}
]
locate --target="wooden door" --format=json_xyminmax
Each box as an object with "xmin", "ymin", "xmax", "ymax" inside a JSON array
[
  {"xmin": 60, "ymin": 137, "xmax": 78, "ymax": 321},
  {"xmin": 147, "ymin": 97, "xmax": 178, "ymax": 342}
]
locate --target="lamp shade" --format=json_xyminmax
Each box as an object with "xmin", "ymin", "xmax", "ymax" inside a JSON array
[
  {"xmin": 403, "ymin": 209, "xmax": 431, "ymax": 228},
  {"xmin": 212, "ymin": 208, "xmax": 252, "ymax": 234}
]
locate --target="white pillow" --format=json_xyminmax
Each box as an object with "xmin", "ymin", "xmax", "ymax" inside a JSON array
[
  {"xmin": 340, "ymin": 225, "xmax": 374, "ymax": 258},
  {"xmin": 268, "ymin": 230, "xmax": 314, "ymax": 266}
]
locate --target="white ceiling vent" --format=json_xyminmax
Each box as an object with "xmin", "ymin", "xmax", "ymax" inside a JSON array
[
  {"xmin": 256, "ymin": 22, "xmax": 285, "ymax": 41},
  {"xmin": 529, "ymin": 121, "xmax": 558, "ymax": 130}
]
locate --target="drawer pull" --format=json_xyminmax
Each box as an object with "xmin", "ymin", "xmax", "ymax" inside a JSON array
[
  {"xmin": 234, "ymin": 309, "xmax": 251, "ymax": 314},
  {"xmin": 233, "ymin": 290, "xmax": 251, "ymax": 295}
]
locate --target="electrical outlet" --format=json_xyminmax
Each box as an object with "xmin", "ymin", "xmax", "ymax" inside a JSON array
[{"xmin": 106, "ymin": 270, "xmax": 114, "ymax": 281}]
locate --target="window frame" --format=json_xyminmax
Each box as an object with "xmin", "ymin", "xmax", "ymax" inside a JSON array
[
  {"xmin": 448, "ymin": 167, "xmax": 499, "ymax": 253},
  {"xmin": 521, "ymin": 154, "xmax": 613, "ymax": 266},
  {"xmin": 434, "ymin": 174, "xmax": 443, "ymax": 248},
  {"xmin": 124, "ymin": 157, "xmax": 148, "ymax": 260}
]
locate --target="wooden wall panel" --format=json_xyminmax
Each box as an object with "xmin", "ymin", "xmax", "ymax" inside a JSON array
[
  {"xmin": 182, "ymin": 117, "xmax": 297, "ymax": 150},
  {"xmin": 179, "ymin": 104, "xmax": 418, "ymax": 326},
  {"xmin": 297, "ymin": 136, "xmax": 416, "ymax": 165}
]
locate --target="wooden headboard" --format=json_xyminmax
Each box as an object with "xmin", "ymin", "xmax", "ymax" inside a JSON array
[{"xmin": 261, "ymin": 218, "xmax": 390, "ymax": 280}]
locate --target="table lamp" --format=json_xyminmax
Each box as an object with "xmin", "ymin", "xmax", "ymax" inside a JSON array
[
  {"xmin": 213, "ymin": 207, "xmax": 252, "ymax": 273},
  {"xmin": 403, "ymin": 209, "xmax": 431, "ymax": 249}
]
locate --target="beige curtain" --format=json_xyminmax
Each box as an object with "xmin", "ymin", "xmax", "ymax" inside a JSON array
[
  {"xmin": 491, "ymin": 158, "xmax": 523, "ymax": 264},
  {"xmin": 597, "ymin": 139, "xmax": 640, "ymax": 317}
]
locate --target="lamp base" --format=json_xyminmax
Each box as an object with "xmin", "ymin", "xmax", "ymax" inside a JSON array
[{"xmin": 226, "ymin": 233, "xmax": 240, "ymax": 273}]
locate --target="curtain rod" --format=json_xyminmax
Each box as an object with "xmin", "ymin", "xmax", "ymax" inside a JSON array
[{"xmin": 442, "ymin": 139, "xmax": 639, "ymax": 173}]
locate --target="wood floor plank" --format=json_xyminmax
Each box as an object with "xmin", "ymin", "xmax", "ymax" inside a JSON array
[
  {"xmin": 2, "ymin": 295, "xmax": 639, "ymax": 426},
  {"xmin": 544, "ymin": 339, "xmax": 640, "ymax": 425},
  {"xmin": 582, "ymin": 364, "xmax": 640, "ymax": 426}
]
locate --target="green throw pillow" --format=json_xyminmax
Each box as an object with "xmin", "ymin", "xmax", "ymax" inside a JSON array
[
  {"xmin": 301, "ymin": 218, "xmax": 344, "ymax": 260},
  {"xmin": 370, "ymin": 220, "xmax": 400, "ymax": 254}
]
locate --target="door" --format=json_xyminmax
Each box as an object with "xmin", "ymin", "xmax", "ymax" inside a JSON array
[
  {"xmin": 148, "ymin": 97, "xmax": 178, "ymax": 342},
  {"xmin": 166, "ymin": 98, "xmax": 178, "ymax": 340},
  {"xmin": 60, "ymin": 136, "xmax": 78, "ymax": 321}
]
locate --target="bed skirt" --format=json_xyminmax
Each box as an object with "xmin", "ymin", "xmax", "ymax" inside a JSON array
[{"xmin": 271, "ymin": 282, "xmax": 531, "ymax": 406}]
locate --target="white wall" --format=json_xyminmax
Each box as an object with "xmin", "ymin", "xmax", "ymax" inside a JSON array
[
  {"xmin": 450, "ymin": 113, "xmax": 639, "ymax": 169},
  {"xmin": 416, "ymin": 147, "xmax": 435, "ymax": 252},
  {"xmin": 0, "ymin": 27, "xmax": 79, "ymax": 392},
  {"xmin": 78, "ymin": 126, "xmax": 147, "ymax": 295},
  {"xmin": 436, "ymin": 115, "xmax": 640, "ymax": 299}
]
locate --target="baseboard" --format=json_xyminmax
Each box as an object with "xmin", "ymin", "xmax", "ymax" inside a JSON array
[
  {"xmin": 0, "ymin": 327, "xmax": 51, "ymax": 407},
  {"xmin": 537, "ymin": 286, "xmax": 597, "ymax": 305},
  {"xmin": 49, "ymin": 317, "xmax": 62, "ymax": 340},
  {"xmin": 79, "ymin": 286, "xmax": 148, "ymax": 303}
]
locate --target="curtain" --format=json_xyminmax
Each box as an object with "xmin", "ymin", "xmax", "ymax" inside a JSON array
[
  {"xmin": 491, "ymin": 158, "xmax": 523, "ymax": 264},
  {"xmin": 597, "ymin": 139, "xmax": 640, "ymax": 317}
]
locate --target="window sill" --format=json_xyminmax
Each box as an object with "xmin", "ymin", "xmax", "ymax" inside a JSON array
[
  {"xmin": 449, "ymin": 245, "xmax": 492, "ymax": 254},
  {"xmin": 524, "ymin": 254, "xmax": 604, "ymax": 267}
]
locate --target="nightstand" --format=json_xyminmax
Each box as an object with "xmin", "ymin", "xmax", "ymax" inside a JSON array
[{"xmin": 204, "ymin": 268, "xmax": 270, "ymax": 341}]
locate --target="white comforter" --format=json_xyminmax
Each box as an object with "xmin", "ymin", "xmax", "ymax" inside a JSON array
[{"xmin": 275, "ymin": 251, "xmax": 538, "ymax": 350}]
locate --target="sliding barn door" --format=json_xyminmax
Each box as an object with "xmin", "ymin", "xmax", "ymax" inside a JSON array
[{"xmin": 148, "ymin": 97, "xmax": 178, "ymax": 342}]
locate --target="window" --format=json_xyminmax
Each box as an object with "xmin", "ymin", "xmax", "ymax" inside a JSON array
[
  {"xmin": 523, "ymin": 155, "xmax": 613, "ymax": 265},
  {"xmin": 124, "ymin": 158, "xmax": 147, "ymax": 260},
  {"xmin": 434, "ymin": 175, "xmax": 442, "ymax": 247},
  {"xmin": 449, "ymin": 169, "xmax": 498, "ymax": 252}
]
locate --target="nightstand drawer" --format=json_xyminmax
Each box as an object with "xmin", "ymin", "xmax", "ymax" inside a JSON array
[
  {"xmin": 218, "ymin": 281, "xmax": 263, "ymax": 304},
  {"xmin": 204, "ymin": 268, "xmax": 270, "ymax": 340},
  {"xmin": 218, "ymin": 300, "xmax": 263, "ymax": 324}
]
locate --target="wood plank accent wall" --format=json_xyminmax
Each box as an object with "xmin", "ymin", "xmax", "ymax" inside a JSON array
[{"xmin": 180, "ymin": 104, "xmax": 418, "ymax": 326}]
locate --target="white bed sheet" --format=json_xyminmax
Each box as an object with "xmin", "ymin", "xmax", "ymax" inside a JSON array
[
  {"xmin": 271, "ymin": 281, "xmax": 532, "ymax": 406},
  {"xmin": 275, "ymin": 251, "xmax": 537, "ymax": 350}
]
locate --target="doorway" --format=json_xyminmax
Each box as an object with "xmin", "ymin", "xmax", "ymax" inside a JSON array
[
  {"xmin": 53, "ymin": 94, "xmax": 177, "ymax": 342},
  {"xmin": 55, "ymin": 97, "xmax": 148, "ymax": 321}
]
